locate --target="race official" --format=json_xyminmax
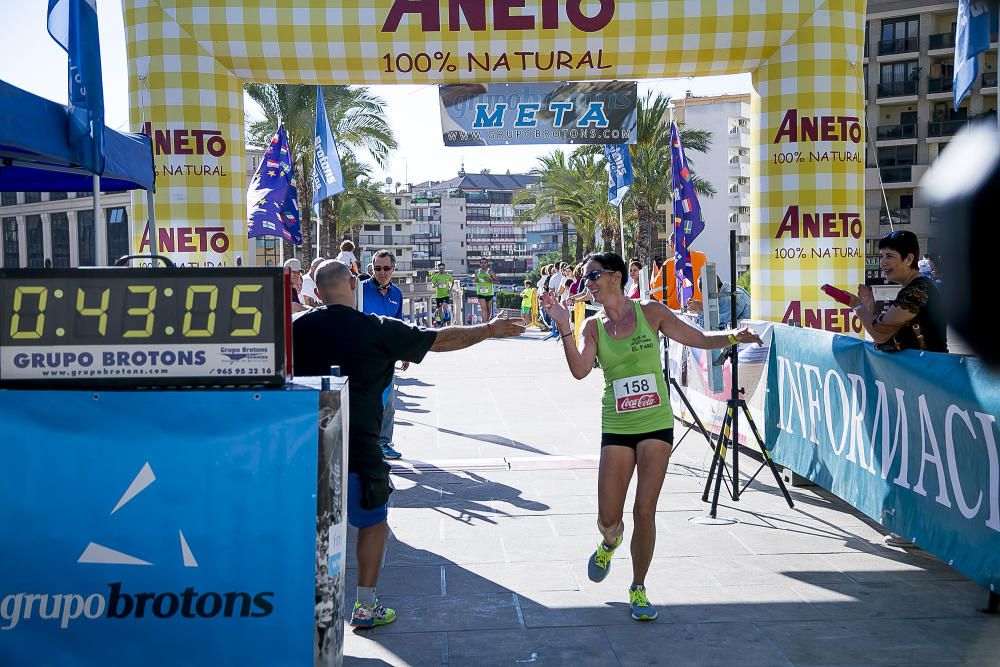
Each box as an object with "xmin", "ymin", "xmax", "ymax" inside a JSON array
[{"xmin": 292, "ymin": 259, "xmax": 525, "ymax": 629}]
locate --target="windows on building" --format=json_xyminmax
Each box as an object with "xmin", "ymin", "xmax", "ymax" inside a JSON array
[
  {"xmin": 2, "ymin": 217, "xmax": 18, "ymax": 268},
  {"xmin": 107, "ymin": 207, "xmax": 129, "ymax": 261},
  {"xmin": 51, "ymin": 212, "xmax": 71, "ymax": 267},
  {"xmin": 25, "ymin": 215, "xmax": 43, "ymax": 267},
  {"xmin": 24, "ymin": 192, "xmax": 42, "ymax": 204},
  {"xmin": 1, "ymin": 192, "xmax": 17, "ymax": 207},
  {"xmin": 879, "ymin": 16, "xmax": 919, "ymax": 55},
  {"xmin": 77, "ymin": 209, "xmax": 95, "ymax": 267}
]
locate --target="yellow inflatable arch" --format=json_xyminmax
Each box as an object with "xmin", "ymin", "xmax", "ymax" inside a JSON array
[{"xmin": 125, "ymin": 0, "xmax": 865, "ymax": 332}]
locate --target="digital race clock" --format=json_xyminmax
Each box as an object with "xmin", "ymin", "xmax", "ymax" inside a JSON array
[{"xmin": 0, "ymin": 268, "xmax": 291, "ymax": 388}]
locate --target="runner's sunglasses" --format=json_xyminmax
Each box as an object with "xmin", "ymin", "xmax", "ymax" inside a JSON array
[{"xmin": 583, "ymin": 269, "xmax": 615, "ymax": 281}]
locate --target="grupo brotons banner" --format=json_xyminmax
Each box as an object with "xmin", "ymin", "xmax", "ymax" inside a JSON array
[
  {"xmin": 766, "ymin": 325, "xmax": 1000, "ymax": 590},
  {"xmin": 125, "ymin": 0, "xmax": 864, "ymax": 327},
  {"xmin": 0, "ymin": 387, "xmax": 321, "ymax": 664},
  {"xmin": 439, "ymin": 82, "xmax": 636, "ymax": 146}
]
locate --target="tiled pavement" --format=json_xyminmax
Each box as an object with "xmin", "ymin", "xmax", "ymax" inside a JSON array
[{"xmin": 343, "ymin": 331, "xmax": 998, "ymax": 666}]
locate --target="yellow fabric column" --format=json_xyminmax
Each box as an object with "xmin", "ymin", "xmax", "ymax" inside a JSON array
[
  {"xmin": 124, "ymin": 1, "xmax": 246, "ymax": 267},
  {"xmin": 750, "ymin": 0, "xmax": 865, "ymax": 336},
  {"xmin": 573, "ymin": 301, "xmax": 586, "ymax": 343}
]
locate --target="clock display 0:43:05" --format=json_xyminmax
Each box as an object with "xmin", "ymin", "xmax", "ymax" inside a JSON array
[{"xmin": 1, "ymin": 276, "xmax": 276, "ymax": 347}]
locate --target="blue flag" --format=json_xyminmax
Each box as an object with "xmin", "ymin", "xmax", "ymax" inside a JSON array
[
  {"xmin": 312, "ymin": 87, "xmax": 346, "ymax": 207},
  {"xmin": 604, "ymin": 143, "xmax": 633, "ymax": 207},
  {"xmin": 670, "ymin": 121, "xmax": 705, "ymax": 307},
  {"xmin": 954, "ymin": 0, "xmax": 992, "ymax": 110},
  {"xmin": 247, "ymin": 124, "xmax": 302, "ymax": 244},
  {"xmin": 47, "ymin": 0, "xmax": 105, "ymax": 173}
]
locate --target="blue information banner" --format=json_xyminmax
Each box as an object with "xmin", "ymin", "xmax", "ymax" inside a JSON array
[
  {"xmin": 765, "ymin": 326, "xmax": 1000, "ymax": 590},
  {"xmin": 0, "ymin": 388, "xmax": 318, "ymax": 665}
]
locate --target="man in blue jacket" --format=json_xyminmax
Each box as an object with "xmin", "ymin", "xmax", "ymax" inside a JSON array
[{"xmin": 361, "ymin": 250, "xmax": 406, "ymax": 460}]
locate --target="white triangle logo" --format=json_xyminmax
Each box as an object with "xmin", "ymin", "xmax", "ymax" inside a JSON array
[{"xmin": 78, "ymin": 542, "xmax": 152, "ymax": 566}]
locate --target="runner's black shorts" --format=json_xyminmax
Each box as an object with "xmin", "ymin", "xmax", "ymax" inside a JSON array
[
  {"xmin": 435, "ymin": 296, "xmax": 452, "ymax": 306},
  {"xmin": 601, "ymin": 428, "xmax": 673, "ymax": 448},
  {"xmin": 477, "ymin": 295, "xmax": 493, "ymax": 302}
]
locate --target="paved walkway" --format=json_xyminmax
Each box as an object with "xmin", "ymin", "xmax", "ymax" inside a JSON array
[{"xmin": 344, "ymin": 331, "xmax": 997, "ymax": 666}]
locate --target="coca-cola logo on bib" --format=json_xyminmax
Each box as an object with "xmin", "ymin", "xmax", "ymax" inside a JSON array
[{"xmin": 617, "ymin": 392, "xmax": 660, "ymax": 412}]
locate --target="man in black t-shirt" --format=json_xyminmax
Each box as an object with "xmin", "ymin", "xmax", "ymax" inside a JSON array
[{"xmin": 292, "ymin": 260, "xmax": 525, "ymax": 628}]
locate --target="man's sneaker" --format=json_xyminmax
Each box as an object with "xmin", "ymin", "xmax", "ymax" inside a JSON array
[
  {"xmin": 587, "ymin": 534, "xmax": 622, "ymax": 582},
  {"xmin": 380, "ymin": 443, "xmax": 402, "ymax": 460},
  {"xmin": 350, "ymin": 599, "xmax": 396, "ymax": 628},
  {"xmin": 629, "ymin": 585, "xmax": 658, "ymax": 621}
]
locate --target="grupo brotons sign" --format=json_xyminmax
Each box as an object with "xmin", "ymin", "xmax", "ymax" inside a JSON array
[
  {"xmin": 124, "ymin": 0, "xmax": 864, "ymax": 328},
  {"xmin": 766, "ymin": 326, "xmax": 1000, "ymax": 590}
]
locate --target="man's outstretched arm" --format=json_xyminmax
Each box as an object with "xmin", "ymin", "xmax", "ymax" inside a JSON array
[{"xmin": 429, "ymin": 317, "xmax": 525, "ymax": 352}]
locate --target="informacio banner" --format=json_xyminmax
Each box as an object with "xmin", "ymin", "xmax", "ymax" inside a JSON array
[
  {"xmin": 439, "ymin": 81, "xmax": 637, "ymax": 146},
  {"xmin": 765, "ymin": 326, "xmax": 1000, "ymax": 590}
]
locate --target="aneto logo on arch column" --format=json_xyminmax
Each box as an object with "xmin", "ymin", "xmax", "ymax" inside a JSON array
[{"xmin": 0, "ymin": 462, "xmax": 274, "ymax": 632}]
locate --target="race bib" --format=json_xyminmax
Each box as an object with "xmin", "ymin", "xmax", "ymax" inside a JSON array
[{"xmin": 612, "ymin": 373, "xmax": 661, "ymax": 413}]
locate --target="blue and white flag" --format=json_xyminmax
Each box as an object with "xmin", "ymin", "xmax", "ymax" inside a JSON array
[
  {"xmin": 670, "ymin": 121, "xmax": 705, "ymax": 307},
  {"xmin": 604, "ymin": 143, "xmax": 633, "ymax": 207},
  {"xmin": 47, "ymin": 0, "xmax": 105, "ymax": 173},
  {"xmin": 247, "ymin": 124, "xmax": 302, "ymax": 244},
  {"xmin": 312, "ymin": 87, "xmax": 345, "ymax": 208},
  {"xmin": 954, "ymin": 0, "xmax": 991, "ymax": 110}
]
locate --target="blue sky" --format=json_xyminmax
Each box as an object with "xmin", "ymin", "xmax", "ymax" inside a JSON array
[{"xmin": 1, "ymin": 1, "xmax": 753, "ymax": 185}]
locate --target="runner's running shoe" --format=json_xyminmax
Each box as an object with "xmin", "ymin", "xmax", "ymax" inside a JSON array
[
  {"xmin": 350, "ymin": 599, "xmax": 396, "ymax": 628},
  {"xmin": 629, "ymin": 585, "xmax": 658, "ymax": 621},
  {"xmin": 587, "ymin": 534, "xmax": 622, "ymax": 582}
]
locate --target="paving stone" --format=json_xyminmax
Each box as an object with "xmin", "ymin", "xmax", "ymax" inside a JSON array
[
  {"xmin": 603, "ymin": 621, "xmax": 794, "ymax": 667},
  {"xmin": 446, "ymin": 627, "xmax": 615, "ymax": 666}
]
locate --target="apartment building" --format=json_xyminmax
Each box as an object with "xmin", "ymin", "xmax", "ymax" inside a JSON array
[
  {"xmin": 670, "ymin": 93, "xmax": 753, "ymax": 282},
  {"xmin": 409, "ymin": 170, "xmax": 562, "ymax": 278},
  {"xmin": 864, "ymin": 0, "xmax": 998, "ymax": 282},
  {"xmin": 0, "ymin": 190, "xmax": 131, "ymax": 268}
]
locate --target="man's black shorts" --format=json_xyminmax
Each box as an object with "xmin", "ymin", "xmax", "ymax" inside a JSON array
[{"xmin": 435, "ymin": 296, "xmax": 452, "ymax": 306}]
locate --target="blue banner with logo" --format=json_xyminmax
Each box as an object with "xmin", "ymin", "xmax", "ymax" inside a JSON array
[
  {"xmin": 954, "ymin": 0, "xmax": 992, "ymax": 110},
  {"xmin": 312, "ymin": 86, "xmax": 346, "ymax": 208},
  {"xmin": 604, "ymin": 143, "xmax": 633, "ymax": 207},
  {"xmin": 47, "ymin": 0, "xmax": 106, "ymax": 173},
  {"xmin": 765, "ymin": 325, "xmax": 1000, "ymax": 590},
  {"xmin": 0, "ymin": 388, "xmax": 318, "ymax": 665}
]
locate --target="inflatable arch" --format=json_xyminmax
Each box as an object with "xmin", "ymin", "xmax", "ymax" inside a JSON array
[{"xmin": 124, "ymin": 0, "xmax": 865, "ymax": 331}]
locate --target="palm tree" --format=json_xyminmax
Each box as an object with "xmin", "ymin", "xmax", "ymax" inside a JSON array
[
  {"xmin": 244, "ymin": 84, "xmax": 397, "ymax": 261},
  {"xmin": 330, "ymin": 153, "xmax": 397, "ymax": 256}
]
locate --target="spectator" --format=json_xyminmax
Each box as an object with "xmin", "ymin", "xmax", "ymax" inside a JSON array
[
  {"xmin": 284, "ymin": 257, "xmax": 308, "ymax": 314},
  {"xmin": 361, "ymin": 250, "xmax": 406, "ymax": 461},
  {"xmin": 687, "ymin": 277, "xmax": 751, "ymax": 329},
  {"xmin": 301, "ymin": 257, "xmax": 324, "ymax": 308},
  {"xmin": 650, "ymin": 233, "xmax": 707, "ymax": 309},
  {"xmin": 335, "ymin": 240, "xmax": 360, "ymax": 274}
]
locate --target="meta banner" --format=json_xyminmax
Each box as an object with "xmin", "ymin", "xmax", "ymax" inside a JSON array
[
  {"xmin": 765, "ymin": 325, "xmax": 1000, "ymax": 591},
  {"xmin": 0, "ymin": 388, "xmax": 319, "ymax": 665},
  {"xmin": 439, "ymin": 81, "xmax": 636, "ymax": 146}
]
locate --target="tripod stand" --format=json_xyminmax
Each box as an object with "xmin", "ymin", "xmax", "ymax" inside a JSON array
[
  {"xmin": 661, "ymin": 334, "xmax": 716, "ymax": 454},
  {"xmin": 700, "ymin": 230, "xmax": 794, "ymax": 519}
]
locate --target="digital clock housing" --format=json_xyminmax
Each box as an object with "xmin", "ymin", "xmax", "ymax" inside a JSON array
[{"xmin": 0, "ymin": 267, "xmax": 291, "ymax": 387}]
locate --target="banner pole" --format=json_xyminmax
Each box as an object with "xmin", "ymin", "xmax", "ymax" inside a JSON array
[{"xmin": 618, "ymin": 203, "xmax": 625, "ymax": 258}]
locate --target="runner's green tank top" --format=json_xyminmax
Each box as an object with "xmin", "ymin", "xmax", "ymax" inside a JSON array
[
  {"xmin": 476, "ymin": 270, "xmax": 494, "ymax": 296},
  {"xmin": 596, "ymin": 300, "xmax": 673, "ymax": 434}
]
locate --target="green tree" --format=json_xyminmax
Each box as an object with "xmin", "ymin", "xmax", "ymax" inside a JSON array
[{"xmin": 244, "ymin": 84, "xmax": 397, "ymax": 261}]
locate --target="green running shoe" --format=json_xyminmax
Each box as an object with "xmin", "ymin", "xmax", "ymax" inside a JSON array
[
  {"xmin": 587, "ymin": 534, "xmax": 622, "ymax": 582},
  {"xmin": 629, "ymin": 585, "xmax": 658, "ymax": 621},
  {"xmin": 350, "ymin": 599, "xmax": 397, "ymax": 628}
]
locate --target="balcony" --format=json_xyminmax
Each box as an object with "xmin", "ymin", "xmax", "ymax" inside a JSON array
[
  {"xmin": 728, "ymin": 160, "xmax": 750, "ymax": 178},
  {"xmin": 880, "ymin": 166, "xmax": 913, "ymax": 183},
  {"xmin": 927, "ymin": 77, "xmax": 954, "ymax": 94},
  {"xmin": 876, "ymin": 80, "xmax": 918, "ymax": 98},
  {"xmin": 878, "ymin": 36, "xmax": 919, "ymax": 56},
  {"xmin": 928, "ymin": 32, "xmax": 955, "ymax": 51},
  {"xmin": 411, "ymin": 259, "xmax": 440, "ymax": 270},
  {"xmin": 728, "ymin": 128, "xmax": 750, "ymax": 148},
  {"xmin": 728, "ymin": 189, "xmax": 750, "ymax": 207},
  {"xmin": 984, "ymin": 71, "xmax": 998, "ymax": 88},
  {"xmin": 876, "ymin": 123, "xmax": 917, "ymax": 141},
  {"xmin": 928, "ymin": 118, "xmax": 968, "ymax": 138},
  {"xmin": 358, "ymin": 233, "xmax": 414, "ymax": 246},
  {"xmin": 879, "ymin": 207, "xmax": 911, "ymax": 225}
]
